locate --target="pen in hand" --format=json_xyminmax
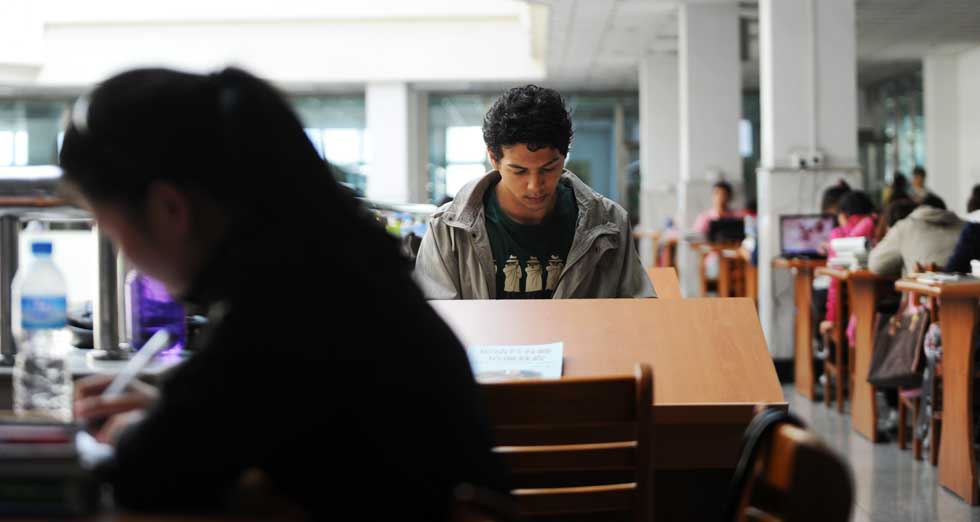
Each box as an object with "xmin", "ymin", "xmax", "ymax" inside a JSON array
[{"xmin": 83, "ymin": 330, "xmax": 171, "ymax": 433}]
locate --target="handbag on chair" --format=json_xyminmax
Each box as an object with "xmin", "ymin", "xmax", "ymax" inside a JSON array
[{"xmin": 867, "ymin": 294, "xmax": 929, "ymax": 389}]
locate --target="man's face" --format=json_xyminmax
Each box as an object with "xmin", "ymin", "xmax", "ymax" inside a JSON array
[
  {"xmin": 489, "ymin": 144, "xmax": 564, "ymax": 223},
  {"xmin": 712, "ymin": 187, "xmax": 730, "ymax": 210},
  {"xmin": 912, "ymin": 173, "xmax": 925, "ymax": 188}
]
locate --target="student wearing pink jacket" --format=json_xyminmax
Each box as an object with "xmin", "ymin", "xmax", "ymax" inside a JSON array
[{"xmin": 819, "ymin": 191, "xmax": 877, "ymax": 337}]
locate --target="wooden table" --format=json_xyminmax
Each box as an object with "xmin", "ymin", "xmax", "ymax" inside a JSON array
[
  {"xmin": 432, "ymin": 298, "xmax": 786, "ymax": 520},
  {"xmin": 773, "ymin": 257, "xmax": 827, "ymax": 400},
  {"xmin": 895, "ymin": 279, "xmax": 980, "ymax": 504}
]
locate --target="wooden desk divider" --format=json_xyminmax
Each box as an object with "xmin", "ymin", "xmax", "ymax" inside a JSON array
[
  {"xmin": 432, "ymin": 298, "xmax": 785, "ymax": 520},
  {"xmin": 773, "ymin": 258, "xmax": 828, "ymax": 400},
  {"xmin": 646, "ymin": 267, "xmax": 681, "ymax": 299}
]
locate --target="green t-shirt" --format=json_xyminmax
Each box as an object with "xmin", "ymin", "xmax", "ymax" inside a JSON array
[{"xmin": 483, "ymin": 181, "xmax": 578, "ymax": 299}]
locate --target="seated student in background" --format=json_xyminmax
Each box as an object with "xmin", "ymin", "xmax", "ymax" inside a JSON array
[
  {"xmin": 62, "ymin": 67, "xmax": 507, "ymax": 519},
  {"xmin": 820, "ymin": 180, "xmax": 851, "ymax": 218},
  {"xmin": 881, "ymin": 172, "xmax": 910, "ymax": 206},
  {"xmin": 869, "ymin": 194, "xmax": 965, "ymax": 276},
  {"xmin": 944, "ymin": 185, "xmax": 980, "ymax": 274},
  {"xmin": 811, "ymin": 180, "xmax": 853, "ymax": 352},
  {"xmin": 415, "ymin": 85, "xmax": 653, "ymax": 299},
  {"xmin": 819, "ymin": 191, "xmax": 877, "ymax": 337},
  {"xmin": 693, "ymin": 180, "xmax": 743, "ymax": 235},
  {"xmin": 873, "ymin": 197, "xmax": 917, "ymax": 245},
  {"xmin": 909, "ymin": 166, "xmax": 933, "ymax": 204}
]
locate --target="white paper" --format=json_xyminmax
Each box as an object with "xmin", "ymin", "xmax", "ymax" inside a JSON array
[{"xmin": 466, "ymin": 342, "xmax": 564, "ymax": 381}]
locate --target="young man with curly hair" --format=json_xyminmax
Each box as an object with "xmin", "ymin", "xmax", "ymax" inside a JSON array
[{"xmin": 415, "ymin": 85, "xmax": 654, "ymax": 299}]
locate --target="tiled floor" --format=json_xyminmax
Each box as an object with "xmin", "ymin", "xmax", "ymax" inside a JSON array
[{"xmin": 786, "ymin": 385, "xmax": 980, "ymax": 521}]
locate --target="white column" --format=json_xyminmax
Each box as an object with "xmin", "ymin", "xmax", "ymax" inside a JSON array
[
  {"xmin": 676, "ymin": 2, "xmax": 741, "ymax": 296},
  {"xmin": 365, "ymin": 82, "xmax": 426, "ymax": 203},
  {"xmin": 638, "ymin": 53, "xmax": 679, "ymax": 266},
  {"xmin": 677, "ymin": 2, "xmax": 741, "ymax": 230},
  {"xmin": 924, "ymin": 53, "xmax": 960, "ymax": 210},
  {"xmin": 957, "ymin": 46, "xmax": 980, "ymax": 209},
  {"xmin": 757, "ymin": 0, "xmax": 861, "ymax": 359}
]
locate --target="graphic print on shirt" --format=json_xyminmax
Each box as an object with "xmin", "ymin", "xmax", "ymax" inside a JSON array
[
  {"xmin": 546, "ymin": 255, "xmax": 564, "ymax": 291},
  {"xmin": 503, "ymin": 255, "xmax": 522, "ymax": 293},
  {"xmin": 525, "ymin": 257, "xmax": 543, "ymax": 292}
]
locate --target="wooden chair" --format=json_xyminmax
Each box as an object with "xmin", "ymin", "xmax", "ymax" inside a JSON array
[
  {"xmin": 902, "ymin": 264, "xmax": 980, "ymax": 466},
  {"xmin": 657, "ymin": 238, "xmax": 678, "ymax": 268},
  {"xmin": 453, "ymin": 483, "xmax": 522, "ymax": 522},
  {"xmin": 480, "ymin": 364, "xmax": 653, "ymax": 522},
  {"xmin": 896, "ymin": 262, "xmax": 939, "ymax": 460},
  {"xmin": 646, "ymin": 267, "xmax": 681, "ymax": 298},
  {"xmin": 822, "ymin": 277, "xmax": 850, "ymax": 413},
  {"xmin": 728, "ymin": 409, "xmax": 853, "ymax": 522}
]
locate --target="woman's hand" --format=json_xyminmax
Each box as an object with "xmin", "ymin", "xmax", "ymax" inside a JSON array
[
  {"xmin": 819, "ymin": 320, "xmax": 834, "ymax": 337},
  {"xmin": 74, "ymin": 374, "xmax": 158, "ymax": 444}
]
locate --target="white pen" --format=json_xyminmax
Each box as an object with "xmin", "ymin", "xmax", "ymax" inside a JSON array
[{"xmin": 101, "ymin": 330, "xmax": 172, "ymax": 399}]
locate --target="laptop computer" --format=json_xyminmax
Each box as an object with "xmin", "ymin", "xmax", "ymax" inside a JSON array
[
  {"xmin": 707, "ymin": 218, "xmax": 746, "ymax": 243},
  {"xmin": 780, "ymin": 214, "xmax": 835, "ymax": 259}
]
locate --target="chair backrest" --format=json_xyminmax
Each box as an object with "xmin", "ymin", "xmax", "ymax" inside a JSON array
[
  {"xmin": 480, "ymin": 364, "xmax": 653, "ymax": 522},
  {"xmin": 729, "ymin": 410, "xmax": 853, "ymax": 522},
  {"xmin": 646, "ymin": 267, "xmax": 681, "ymax": 298}
]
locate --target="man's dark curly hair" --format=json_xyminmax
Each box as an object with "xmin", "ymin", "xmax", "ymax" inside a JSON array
[{"xmin": 482, "ymin": 85, "xmax": 573, "ymax": 161}]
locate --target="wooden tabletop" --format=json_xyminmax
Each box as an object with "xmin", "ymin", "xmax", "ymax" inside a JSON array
[
  {"xmin": 772, "ymin": 257, "xmax": 827, "ymax": 270},
  {"xmin": 694, "ymin": 241, "xmax": 743, "ymax": 253},
  {"xmin": 431, "ymin": 298, "xmax": 785, "ymax": 414},
  {"xmin": 895, "ymin": 279, "xmax": 980, "ymax": 298},
  {"xmin": 632, "ymin": 229, "xmax": 661, "ymax": 240}
]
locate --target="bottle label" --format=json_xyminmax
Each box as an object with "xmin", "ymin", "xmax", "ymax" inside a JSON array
[{"xmin": 21, "ymin": 296, "xmax": 67, "ymax": 330}]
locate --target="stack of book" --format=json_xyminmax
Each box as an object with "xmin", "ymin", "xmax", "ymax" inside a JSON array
[
  {"xmin": 827, "ymin": 237, "xmax": 868, "ymax": 270},
  {"xmin": 0, "ymin": 421, "xmax": 99, "ymax": 515}
]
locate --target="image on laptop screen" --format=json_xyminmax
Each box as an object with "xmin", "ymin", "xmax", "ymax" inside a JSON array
[{"xmin": 780, "ymin": 214, "xmax": 835, "ymax": 258}]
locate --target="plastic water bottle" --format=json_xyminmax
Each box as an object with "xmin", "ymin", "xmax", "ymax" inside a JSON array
[{"xmin": 12, "ymin": 240, "xmax": 72, "ymax": 422}]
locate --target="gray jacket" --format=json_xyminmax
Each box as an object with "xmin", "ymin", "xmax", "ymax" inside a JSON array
[
  {"xmin": 869, "ymin": 206, "xmax": 966, "ymax": 276},
  {"xmin": 414, "ymin": 170, "xmax": 655, "ymax": 299}
]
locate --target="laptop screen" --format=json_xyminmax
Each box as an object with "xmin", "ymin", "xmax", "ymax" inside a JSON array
[{"xmin": 780, "ymin": 214, "xmax": 835, "ymax": 257}]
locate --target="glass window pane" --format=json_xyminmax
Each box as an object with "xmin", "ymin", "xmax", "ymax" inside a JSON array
[
  {"xmin": 446, "ymin": 126, "xmax": 485, "ymax": 163},
  {"xmin": 739, "ymin": 120, "xmax": 753, "ymax": 158},
  {"xmin": 304, "ymin": 128, "xmax": 324, "ymax": 158},
  {"xmin": 0, "ymin": 131, "xmax": 13, "ymax": 166},
  {"xmin": 446, "ymin": 163, "xmax": 486, "ymax": 196},
  {"xmin": 322, "ymin": 128, "xmax": 363, "ymax": 166}
]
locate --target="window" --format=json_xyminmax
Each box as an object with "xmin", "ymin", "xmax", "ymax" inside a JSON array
[
  {"xmin": 0, "ymin": 100, "xmax": 71, "ymax": 166},
  {"xmin": 291, "ymin": 95, "xmax": 368, "ymax": 196}
]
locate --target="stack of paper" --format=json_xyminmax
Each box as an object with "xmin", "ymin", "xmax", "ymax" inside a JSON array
[{"xmin": 466, "ymin": 342, "xmax": 564, "ymax": 382}]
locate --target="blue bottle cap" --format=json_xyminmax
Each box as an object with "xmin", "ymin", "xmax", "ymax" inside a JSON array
[{"xmin": 31, "ymin": 241, "xmax": 53, "ymax": 255}]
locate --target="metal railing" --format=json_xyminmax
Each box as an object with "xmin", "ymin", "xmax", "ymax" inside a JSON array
[{"xmin": 0, "ymin": 165, "xmax": 128, "ymax": 364}]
